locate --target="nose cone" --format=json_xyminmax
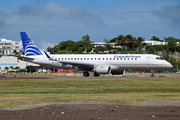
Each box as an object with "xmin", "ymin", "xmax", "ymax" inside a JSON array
[{"xmin": 166, "ymin": 63, "xmax": 173, "ymax": 69}]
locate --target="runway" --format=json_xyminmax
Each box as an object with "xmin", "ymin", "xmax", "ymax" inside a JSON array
[{"xmin": 1, "ymin": 75, "xmax": 180, "ymax": 80}]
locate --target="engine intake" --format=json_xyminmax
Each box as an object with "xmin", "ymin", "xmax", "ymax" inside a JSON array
[{"xmin": 94, "ymin": 66, "xmax": 111, "ymax": 74}]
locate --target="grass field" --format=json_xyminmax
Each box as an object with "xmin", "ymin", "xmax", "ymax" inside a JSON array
[{"xmin": 0, "ymin": 78, "xmax": 180, "ymax": 108}]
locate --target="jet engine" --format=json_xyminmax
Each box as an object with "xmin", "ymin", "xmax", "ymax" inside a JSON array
[
  {"xmin": 111, "ymin": 70, "xmax": 124, "ymax": 75},
  {"xmin": 94, "ymin": 65, "xmax": 111, "ymax": 74}
]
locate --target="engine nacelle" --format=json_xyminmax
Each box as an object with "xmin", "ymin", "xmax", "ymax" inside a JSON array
[
  {"xmin": 111, "ymin": 70, "xmax": 124, "ymax": 75},
  {"xmin": 94, "ymin": 66, "xmax": 111, "ymax": 74}
]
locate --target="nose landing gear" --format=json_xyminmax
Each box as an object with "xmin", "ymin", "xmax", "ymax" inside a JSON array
[{"xmin": 151, "ymin": 70, "xmax": 155, "ymax": 77}]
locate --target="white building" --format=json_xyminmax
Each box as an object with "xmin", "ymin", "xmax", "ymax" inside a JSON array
[
  {"xmin": 0, "ymin": 38, "xmax": 23, "ymax": 56},
  {"xmin": 92, "ymin": 42, "xmax": 122, "ymax": 48},
  {"xmin": 0, "ymin": 56, "xmax": 39, "ymax": 71},
  {"xmin": 143, "ymin": 41, "xmax": 168, "ymax": 45}
]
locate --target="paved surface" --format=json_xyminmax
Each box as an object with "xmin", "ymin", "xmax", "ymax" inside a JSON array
[{"xmin": 1, "ymin": 76, "xmax": 180, "ymax": 80}]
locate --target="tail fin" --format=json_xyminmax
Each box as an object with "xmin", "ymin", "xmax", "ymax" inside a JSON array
[{"xmin": 20, "ymin": 32, "xmax": 43, "ymax": 56}]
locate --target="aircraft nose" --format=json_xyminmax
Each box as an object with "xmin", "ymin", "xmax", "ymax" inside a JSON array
[{"xmin": 166, "ymin": 63, "xmax": 173, "ymax": 69}]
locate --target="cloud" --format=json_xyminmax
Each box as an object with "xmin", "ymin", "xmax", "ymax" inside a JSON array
[
  {"xmin": 15, "ymin": 2, "xmax": 106, "ymax": 26},
  {"xmin": 40, "ymin": 39, "xmax": 55, "ymax": 50},
  {"xmin": 153, "ymin": 5, "xmax": 180, "ymax": 31},
  {"xmin": 0, "ymin": 1, "xmax": 180, "ymax": 49}
]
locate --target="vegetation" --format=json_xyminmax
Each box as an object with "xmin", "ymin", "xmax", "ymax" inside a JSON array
[
  {"xmin": 0, "ymin": 78, "xmax": 180, "ymax": 108},
  {"xmin": 47, "ymin": 34, "xmax": 180, "ymax": 71}
]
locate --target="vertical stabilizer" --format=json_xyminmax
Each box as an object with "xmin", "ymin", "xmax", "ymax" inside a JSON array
[{"xmin": 20, "ymin": 32, "xmax": 43, "ymax": 56}]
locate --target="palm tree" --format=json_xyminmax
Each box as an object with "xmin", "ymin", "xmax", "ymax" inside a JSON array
[
  {"xmin": 5, "ymin": 67, "xmax": 9, "ymax": 72},
  {"xmin": 81, "ymin": 35, "xmax": 91, "ymax": 42},
  {"xmin": 10, "ymin": 66, "xmax": 14, "ymax": 71},
  {"xmin": 14, "ymin": 66, "xmax": 20, "ymax": 73}
]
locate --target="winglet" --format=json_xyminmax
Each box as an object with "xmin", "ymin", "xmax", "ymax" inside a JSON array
[{"xmin": 44, "ymin": 51, "xmax": 51, "ymax": 59}]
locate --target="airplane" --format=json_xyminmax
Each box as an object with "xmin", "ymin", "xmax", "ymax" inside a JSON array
[{"xmin": 17, "ymin": 32, "xmax": 172, "ymax": 77}]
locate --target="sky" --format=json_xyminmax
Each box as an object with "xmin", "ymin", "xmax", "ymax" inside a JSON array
[{"xmin": 0, "ymin": 0, "xmax": 180, "ymax": 49}]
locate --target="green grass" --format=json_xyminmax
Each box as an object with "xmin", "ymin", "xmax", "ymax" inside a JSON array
[{"xmin": 0, "ymin": 78, "xmax": 180, "ymax": 108}]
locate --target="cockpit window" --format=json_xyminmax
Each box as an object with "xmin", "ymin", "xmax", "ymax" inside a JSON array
[
  {"xmin": 160, "ymin": 57, "xmax": 164, "ymax": 60},
  {"xmin": 156, "ymin": 57, "xmax": 164, "ymax": 60},
  {"xmin": 156, "ymin": 57, "xmax": 159, "ymax": 60}
]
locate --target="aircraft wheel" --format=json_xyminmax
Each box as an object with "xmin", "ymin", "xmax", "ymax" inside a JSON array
[
  {"xmin": 94, "ymin": 72, "xmax": 100, "ymax": 77},
  {"xmin": 151, "ymin": 73, "xmax": 155, "ymax": 77},
  {"xmin": 83, "ymin": 72, "xmax": 89, "ymax": 77}
]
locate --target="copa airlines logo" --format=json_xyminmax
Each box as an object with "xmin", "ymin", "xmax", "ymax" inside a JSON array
[
  {"xmin": 114, "ymin": 55, "xmax": 141, "ymax": 58},
  {"xmin": 25, "ymin": 44, "xmax": 43, "ymax": 56}
]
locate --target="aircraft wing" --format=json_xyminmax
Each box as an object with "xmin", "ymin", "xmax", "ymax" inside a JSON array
[
  {"xmin": 59, "ymin": 61, "xmax": 94, "ymax": 69},
  {"xmin": 9, "ymin": 55, "xmax": 34, "ymax": 60}
]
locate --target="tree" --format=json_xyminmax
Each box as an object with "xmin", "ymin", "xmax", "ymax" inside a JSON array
[
  {"xmin": 47, "ymin": 47, "xmax": 52, "ymax": 53},
  {"xmin": 81, "ymin": 35, "xmax": 91, "ymax": 42},
  {"xmin": 93, "ymin": 46, "xmax": 106, "ymax": 53},
  {"xmin": 151, "ymin": 36, "xmax": 163, "ymax": 41},
  {"xmin": 14, "ymin": 66, "xmax": 20, "ymax": 73},
  {"xmin": 12, "ymin": 50, "xmax": 19, "ymax": 55},
  {"xmin": 26, "ymin": 65, "xmax": 37, "ymax": 73},
  {"xmin": 5, "ymin": 67, "xmax": 9, "ymax": 71},
  {"xmin": 9, "ymin": 66, "xmax": 14, "ymax": 71}
]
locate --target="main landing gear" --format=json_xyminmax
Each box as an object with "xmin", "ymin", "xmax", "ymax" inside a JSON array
[
  {"xmin": 83, "ymin": 72, "xmax": 100, "ymax": 77},
  {"xmin": 94, "ymin": 72, "xmax": 100, "ymax": 77},
  {"xmin": 83, "ymin": 72, "xmax": 89, "ymax": 77}
]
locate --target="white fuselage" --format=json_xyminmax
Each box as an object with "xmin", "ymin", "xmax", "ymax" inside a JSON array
[{"xmin": 46, "ymin": 54, "xmax": 172, "ymax": 70}]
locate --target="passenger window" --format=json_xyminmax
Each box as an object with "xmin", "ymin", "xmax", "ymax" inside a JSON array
[
  {"xmin": 62, "ymin": 58, "xmax": 63, "ymax": 60},
  {"xmin": 106, "ymin": 58, "xmax": 108, "ymax": 60},
  {"xmin": 95, "ymin": 58, "xmax": 96, "ymax": 60},
  {"xmin": 91, "ymin": 58, "xmax": 93, "ymax": 60},
  {"xmin": 74, "ymin": 58, "xmax": 76, "ymax": 60},
  {"xmin": 65, "ymin": 58, "xmax": 67, "ymax": 60},
  {"xmin": 58, "ymin": 58, "xmax": 60, "ymax": 60},
  {"xmin": 68, "ymin": 58, "xmax": 70, "ymax": 60},
  {"xmin": 98, "ymin": 58, "xmax": 100, "ymax": 60},
  {"xmin": 135, "ymin": 58, "xmax": 137, "ymax": 60},
  {"xmin": 124, "ymin": 58, "xmax": 126, "ymax": 60},
  {"xmin": 80, "ymin": 58, "xmax": 82, "ymax": 60},
  {"xmin": 117, "ymin": 58, "xmax": 119, "ymax": 60},
  {"xmin": 77, "ymin": 58, "xmax": 79, "ymax": 60},
  {"xmin": 113, "ymin": 58, "xmax": 115, "ymax": 60},
  {"xmin": 131, "ymin": 58, "xmax": 133, "ymax": 60},
  {"xmin": 84, "ymin": 58, "xmax": 86, "ymax": 60},
  {"xmin": 110, "ymin": 58, "xmax": 111, "ymax": 60},
  {"xmin": 103, "ymin": 58, "xmax": 104, "ymax": 60},
  {"xmin": 71, "ymin": 58, "xmax": 73, "ymax": 60},
  {"xmin": 87, "ymin": 58, "xmax": 89, "ymax": 60},
  {"xmin": 128, "ymin": 58, "xmax": 129, "ymax": 60}
]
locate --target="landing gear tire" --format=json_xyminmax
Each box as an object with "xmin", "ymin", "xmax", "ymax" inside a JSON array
[
  {"xmin": 151, "ymin": 73, "xmax": 155, "ymax": 77},
  {"xmin": 83, "ymin": 72, "xmax": 89, "ymax": 77},
  {"xmin": 94, "ymin": 72, "xmax": 100, "ymax": 77}
]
